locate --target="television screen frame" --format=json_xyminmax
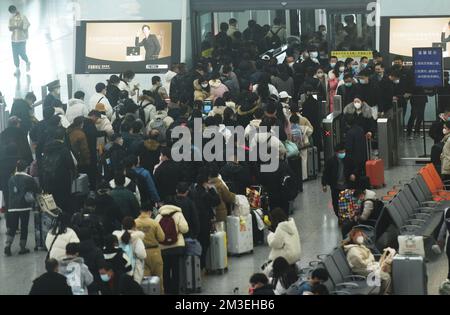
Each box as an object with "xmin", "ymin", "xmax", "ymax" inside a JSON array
[{"xmin": 75, "ymin": 20, "xmax": 182, "ymax": 74}]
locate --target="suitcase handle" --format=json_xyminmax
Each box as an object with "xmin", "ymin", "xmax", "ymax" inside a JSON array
[{"xmin": 366, "ymin": 139, "xmax": 372, "ymax": 161}]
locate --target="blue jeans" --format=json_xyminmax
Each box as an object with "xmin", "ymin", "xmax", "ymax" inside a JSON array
[{"xmin": 12, "ymin": 41, "xmax": 29, "ymax": 67}]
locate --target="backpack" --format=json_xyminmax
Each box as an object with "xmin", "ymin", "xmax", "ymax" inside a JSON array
[
  {"xmin": 149, "ymin": 116, "xmax": 167, "ymax": 143},
  {"xmin": 138, "ymin": 102, "xmax": 153, "ymax": 126},
  {"xmin": 159, "ymin": 212, "xmax": 178, "ymax": 245},
  {"xmin": 268, "ymin": 28, "xmax": 283, "ymax": 49},
  {"xmin": 42, "ymin": 151, "xmax": 62, "ymax": 190},
  {"xmin": 280, "ymin": 162, "xmax": 298, "ymax": 202}
]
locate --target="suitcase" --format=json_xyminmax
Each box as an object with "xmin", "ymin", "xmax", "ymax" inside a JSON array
[
  {"xmin": 179, "ymin": 255, "xmax": 202, "ymax": 294},
  {"xmin": 392, "ymin": 255, "xmax": 428, "ymax": 295},
  {"xmin": 141, "ymin": 276, "xmax": 161, "ymax": 295},
  {"xmin": 307, "ymin": 146, "xmax": 319, "ymax": 180},
  {"xmin": 34, "ymin": 211, "xmax": 55, "ymax": 251},
  {"xmin": 71, "ymin": 174, "xmax": 89, "ymax": 195},
  {"xmin": 226, "ymin": 214, "xmax": 254, "ymax": 255},
  {"xmin": 206, "ymin": 231, "xmax": 228, "ymax": 274},
  {"xmin": 365, "ymin": 141, "xmax": 385, "ymax": 188},
  {"xmin": 288, "ymin": 156, "xmax": 303, "ymax": 192}
]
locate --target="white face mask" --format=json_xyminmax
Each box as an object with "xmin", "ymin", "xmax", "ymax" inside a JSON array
[
  {"xmin": 356, "ymin": 236, "xmax": 365, "ymax": 245},
  {"xmin": 310, "ymin": 52, "xmax": 319, "ymax": 59},
  {"xmin": 354, "ymin": 102, "xmax": 362, "ymax": 109},
  {"xmin": 339, "ymin": 67, "xmax": 345, "ymax": 73},
  {"xmin": 201, "ymin": 83, "xmax": 209, "ymax": 89}
]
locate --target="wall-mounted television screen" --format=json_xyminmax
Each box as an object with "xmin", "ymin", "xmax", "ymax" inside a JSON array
[
  {"xmin": 75, "ymin": 20, "xmax": 181, "ymax": 74},
  {"xmin": 381, "ymin": 16, "xmax": 450, "ymax": 69}
]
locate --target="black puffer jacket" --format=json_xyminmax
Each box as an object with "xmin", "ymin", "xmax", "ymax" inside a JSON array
[{"xmin": 7, "ymin": 172, "xmax": 39, "ymax": 212}]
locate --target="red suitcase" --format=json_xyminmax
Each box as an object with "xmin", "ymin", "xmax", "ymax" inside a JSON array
[{"xmin": 365, "ymin": 140, "xmax": 385, "ymax": 188}]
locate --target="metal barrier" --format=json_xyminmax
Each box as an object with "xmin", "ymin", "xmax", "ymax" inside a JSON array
[
  {"xmin": 0, "ymin": 98, "xmax": 9, "ymax": 133},
  {"xmin": 322, "ymin": 95, "xmax": 343, "ymax": 163}
]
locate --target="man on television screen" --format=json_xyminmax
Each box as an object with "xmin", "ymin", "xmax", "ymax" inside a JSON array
[
  {"xmin": 135, "ymin": 25, "xmax": 161, "ymax": 60},
  {"xmin": 442, "ymin": 21, "xmax": 450, "ymax": 52}
]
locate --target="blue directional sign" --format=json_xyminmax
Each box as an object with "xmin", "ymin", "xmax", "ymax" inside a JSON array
[{"xmin": 413, "ymin": 47, "xmax": 444, "ymax": 88}]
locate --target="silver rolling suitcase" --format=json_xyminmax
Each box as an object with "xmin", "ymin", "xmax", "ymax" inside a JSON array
[
  {"xmin": 392, "ymin": 255, "xmax": 428, "ymax": 295},
  {"xmin": 307, "ymin": 146, "xmax": 319, "ymax": 179},
  {"xmin": 71, "ymin": 174, "xmax": 89, "ymax": 195},
  {"xmin": 226, "ymin": 215, "xmax": 253, "ymax": 255},
  {"xmin": 179, "ymin": 255, "xmax": 202, "ymax": 294},
  {"xmin": 206, "ymin": 231, "xmax": 228, "ymax": 274},
  {"xmin": 141, "ymin": 276, "xmax": 161, "ymax": 295}
]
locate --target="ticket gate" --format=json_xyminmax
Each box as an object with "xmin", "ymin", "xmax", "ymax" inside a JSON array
[
  {"xmin": 323, "ymin": 112, "xmax": 343, "ymax": 163},
  {"xmin": 377, "ymin": 117, "xmax": 399, "ymax": 169}
]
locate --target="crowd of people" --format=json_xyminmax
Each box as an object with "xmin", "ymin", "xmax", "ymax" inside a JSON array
[{"xmin": 0, "ymin": 16, "xmax": 450, "ymax": 296}]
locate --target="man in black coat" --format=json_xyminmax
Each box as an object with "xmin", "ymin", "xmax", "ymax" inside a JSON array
[
  {"xmin": 43, "ymin": 80, "xmax": 64, "ymax": 110},
  {"xmin": 173, "ymin": 182, "xmax": 200, "ymax": 240},
  {"xmin": 344, "ymin": 115, "xmax": 367, "ymax": 176},
  {"xmin": 29, "ymin": 259, "xmax": 73, "ymax": 295},
  {"xmin": 154, "ymin": 147, "xmax": 181, "ymax": 203},
  {"xmin": 322, "ymin": 143, "xmax": 357, "ymax": 217},
  {"xmin": 98, "ymin": 262, "xmax": 144, "ymax": 295},
  {"xmin": 0, "ymin": 116, "xmax": 32, "ymax": 165},
  {"xmin": 42, "ymin": 127, "xmax": 76, "ymax": 214},
  {"xmin": 83, "ymin": 111, "xmax": 105, "ymax": 190},
  {"xmin": 10, "ymin": 92, "xmax": 37, "ymax": 135},
  {"xmin": 337, "ymin": 73, "xmax": 360, "ymax": 107},
  {"xmin": 301, "ymin": 88, "xmax": 323, "ymax": 152},
  {"xmin": 136, "ymin": 25, "xmax": 161, "ymax": 60}
]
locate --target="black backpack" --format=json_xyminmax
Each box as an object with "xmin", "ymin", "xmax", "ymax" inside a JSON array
[
  {"xmin": 268, "ymin": 28, "xmax": 283, "ymax": 49},
  {"xmin": 366, "ymin": 199, "xmax": 384, "ymax": 222},
  {"xmin": 280, "ymin": 162, "xmax": 298, "ymax": 202},
  {"xmin": 42, "ymin": 152, "xmax": 62, "ymax": 191}
]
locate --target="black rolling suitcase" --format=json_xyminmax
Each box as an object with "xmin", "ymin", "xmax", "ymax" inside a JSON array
[{"xmin": 288, "ymin": 156, "xmax": 303, "ymax": 193}]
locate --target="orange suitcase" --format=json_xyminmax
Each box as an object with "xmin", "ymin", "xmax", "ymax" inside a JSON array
[{"xmin": 365, "ymin": 140, "xmax": 385, "ymax": 189}]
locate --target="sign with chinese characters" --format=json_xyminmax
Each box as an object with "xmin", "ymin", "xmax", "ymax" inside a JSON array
[{"xmin": 413, "ymin": 47, "xmax": 444, "ymax": 88}]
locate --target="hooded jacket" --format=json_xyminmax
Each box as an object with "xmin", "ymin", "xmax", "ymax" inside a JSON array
[
  {"xmin": 66, "ymin": 98, "xmax": 88, "ymax": 124},
  {"xmin": 58, "ymin": 256, "xmax": 94, "ymax": 295},
  {"xmin": 344, "ymin": 244, "xmax": 376, "ymax": 274},
  {"xmin": 155, "ymin": 205, "xmax": 189, "ymax": 251},
  {"xmin": 113, "ymin": 230, "xmax": 147, "ymax": 283},
  {"xmin": 268, "ymin": 219, "xmax": 302, "ymax": 265},
  {"xmin": 193, "ymin": 79, "xmax": 210, "ymax": 101}
]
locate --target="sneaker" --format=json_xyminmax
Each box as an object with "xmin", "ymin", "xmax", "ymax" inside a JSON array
[
  {"xmin": 26, "ymin": 62, "xmax": 31, "ymax": 72},
  {"xmin": 4, "ymin": 246, "xmax": 12, "ymax": 257},
  {"xmin": 18, "ymin": 248, "xmax": 30, "ymax": 255}
]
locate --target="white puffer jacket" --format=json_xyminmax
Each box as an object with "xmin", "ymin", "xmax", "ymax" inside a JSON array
[
  {"xmin": 112, "ymin": 230, "xmax": 147, "ymax": 284},
  {"xmin": 268, "ymin": 219, "xmax": 302, "ymax": 265},
  {"xmin": 155, "ymin": 205, "xmax": 189, "ymax": 251},
  {"xmin": 46, "ymin": 228, "xmax": 80, "ymax": 261},
  {"xmin": 66, "ymin": 98, "xmax": 89, "ymax": 124}
]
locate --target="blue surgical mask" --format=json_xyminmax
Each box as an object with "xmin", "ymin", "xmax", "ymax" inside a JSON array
[
  {"xmin": 330, "ymin": 63, "xmax": 336, "ymax": 68},
  {"xmin": 101, "ymin": 274, "xmax": 111, "ymax": 282},
  {"xmin": 352, "ymin": 65, "xmax": 359, "ymax": 71},
  {"xmin": 360, "ymin": 63, "xmax": 367, "ymax": 69},
  {"xmin": 345, "ymin": 82, "xmax": 353, "ymax": 88},
  {"xmin": 337, "ymin": 153, "xmax": 346, "ymax": 159},
  {"xmin": 359, "ymin": 79, "xmax": 368, "ymax": 85}
]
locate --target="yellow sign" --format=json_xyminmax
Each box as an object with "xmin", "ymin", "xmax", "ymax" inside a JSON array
[{"xmin": 331, "ymin": 51, "xmax": 374, "ymax": 60}]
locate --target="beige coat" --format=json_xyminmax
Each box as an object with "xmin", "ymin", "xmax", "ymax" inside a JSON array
[
  {"xmin": 441, "ymin": 133, "xmax": 450, "ymax": 175},
  {"xmin": 267, "ymin": 219, "xmax": 302, "ymax": 265},
  {"xmin": 344, "ymin": 244, "xmax": 375, "ymax": 273},
  {"xmin": 155, "ymin": 205, "xmax": 189, "ymax": 250}
]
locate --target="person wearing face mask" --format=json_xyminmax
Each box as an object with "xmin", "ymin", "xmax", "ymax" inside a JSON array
[
  {"xmin": 98, "ymin": 261, "xmax": 144, "ymax": 295},
  {"xmin": 337, "ymin": 74, "xmax": 359, "ymax": 107},
  {"xmin": 373, "ymin": 64, "xmax": 395, "ymax": 118},
  {"xmin": 440, "ymin": 122, "xmax": 450, "ymax": 182},
  {"xmin": 344, "ymin": 115, "xmax": 367, "ymax": 177},
  {"xmin": 430, "ymin": 112, "xmax": 450, "ymax": 144},
  {"xmin": 359, "ymin": 57, "xmax": 370, "ymax": 73},
  {"xmin": 271, "ymin": 64, "xmax": 295, "ymax": 97},
  {"xmin": 327, "ymin": 56, "xmax": 338, "ymax": 75},
  {"xmin": 343, "ymin": 97, "xmax": 375, "ymax": 140},
  {"xmin": 357, "ymin": 70, "xmax": 377, "ymax": 118},
  {"xmin": 322, "ymin": 143, "xmax": 357, "ymax": 217},
  {"xmin": 343, "ymin": 229, "xmax": 392, "ymax": 295},
  {"xmin": 328, "ymin": 68, "xmax": 340, "ymax": 113},
  {"xmin": 193, "ymin": 76, "xmax": 211, "ymax": 101},
  {"xmin": 300, "ymin": 49, "xmax": 319, "ymax": 71}
]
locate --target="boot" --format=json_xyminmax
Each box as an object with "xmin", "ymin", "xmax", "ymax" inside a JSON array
[
  {"xmin": 19, "ymin": 240, "xmax": 30, "ymax": 255},
  {"xmin": 4, "ymin": 246, "xmax": 12, "ymax": 257}
]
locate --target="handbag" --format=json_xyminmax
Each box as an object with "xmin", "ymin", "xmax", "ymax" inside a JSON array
[
  {"xmin": 398, "ymin": 235, "xmax": 425, "ymax": 257},
  {"xmin": 284, "ymin": 140, "xmax": 300, "ymax": 159},
  {"xmin": 36, "ymin": 194, "xmax": 59, "ymax": 215},
  {"xmin": 379, "ymin": 247, "xmax": 396, "ymax": 274}
]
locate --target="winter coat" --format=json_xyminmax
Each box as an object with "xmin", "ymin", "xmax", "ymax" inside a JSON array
[
  {"xmin": 67, "ymin": 126, "xmax": 90, "ymax": 167},
  {"xmin": 29, "ymin": 272, "xmax": 73, "ymax": 296},
  {"xmin": 220, "ymin": 162, "xmax": 252, "ymax": 195},
  {"xmin": 154, "ymin": 160, "xmax": 181, "ymax": 203},
  {"xmin": 322, "ymin": 156, "xmax": 357, "ymax": 189},
  {"xmin": 113, "ymin": 230, "xmax": 147, "ymax": 283},
  {"xmin": 208, "ymin": 177, "xmax": 236, "ymax": 223},
  {"xmin": 236, "ymin": 101, "xmax": 261, "ymax": 127},
  {"xmin": 46, "ymin": 228, "xmax": 80, "ymax": 261},
  {"xmin": 155, "ymin": 205, "xmax": 189, "ymax": 251},
  {"xmin": 208, "ymin": 106, "xmax": 226, "ymax": 118},
  {"xmin": 133, "ymin": 166, "xmax": 160, "ymax": 203},
  {"xmin": 140, "ymin": 139, "xmax": 161, "ymax": 174},
  {"xmin": 193, "ymin": 79, "xmax": 211, "ymax": 101},
  {"xmin": 147, "ymin": 110, "xmax": 174, "ymax": 131},
  {"xmin": 209, "ymin": 80, "xmax": 229, "ymax": 101},
  {"xmin": 271, "ymin": 75, "xmax": 294, "ymax": 97},
  {"xmin": 0, "ymin": 126, "xmax": 33, "ymax": 164},
  {"xmin": 337, "ymin": 84, "xmax": 359, "ymax": 107},
  {"xmin": 95, "ymin": 191, "xmax": 123, "ymax": 234},
  {"xmin": 249, "ymin": 132, "xmax": 287, "ymax": 160},
  {"xmin": 253, "ymin": 285, "xmax": 275, "ymax": 296},
  {"xmin": 138, "ymin": 98, "xmax": 156, "ymax": 126},
  {"xmin": 78, "ymin": 239, "xmax": 105, "ymax": 293},
  {"xmin": 268, "ymin": 219, "xmax": 302, "ymax": 265},
  {"xmin": 10, "ymin": 99, "xmax": 33, "ymax": 134},
  {"xmin": 135, "ymin": 212, "xmax": 165, "ymax": 249},
  {"xmin": 95, "ymin": 116, "xmax": 114, "ymax": 137},
  {"xmin": 343, "ymin": 102, "xmax": 376, "ymax": 134},
  {"xmin": 109, "ymin": 176, "xmax": 141, "ymax": 205},
  {"xmin": 58, "ymin": 256, "xmax": 94, "ymax": 295},
  {"xmin": 344, "ymin": 244, "xmax": 376, "ymax": 274},
  {"xmin": 7, "ymin": 172, "xmax": 38, "ymax": 212},
  {"xmin": 106, "ymin": 84, "xmax": 121, "ymax": 108},
  {"xmin": 359, "ymin": 190, "xmax": 377, "ymax": 222},
  {"xmin": 89, "ymin": 93, "xmax": 113, "ymax": 120},
  {"xmin": 66, "ymin": 98, "xmax": 89, "ymax": 124},
  {"xmin": 103, "ymin": 247, "xmax": 132, "ymax": 276},
  {"xmin": 192, "ymin": 185, "xmax": 221, "ymax": 247},
  {"xmin": 109, "ymin": 186, "xmax": 141, "ymax": 219},
  {"xmin": 173, "ymin": 196, "xmax": 200, "ymax": 239},
  {"xmin": 99, "ymin": 273, "xmax": 144, "ymax": 296},
  {"xmin": 345, "ymin": 124, "xmax": 367, "ymax": 169},
  {"xmin": 441, "ymin": 133, "xmax": 450, "ymax": 175}
]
